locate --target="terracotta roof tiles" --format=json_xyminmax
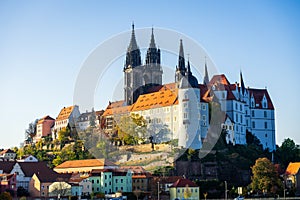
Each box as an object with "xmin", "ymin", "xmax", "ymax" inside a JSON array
[{"xmin": 55, "ymin": 159, "xmax": 117, "ymax": 169}]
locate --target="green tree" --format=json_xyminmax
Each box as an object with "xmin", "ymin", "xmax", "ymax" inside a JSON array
[
  {"xmin": 277, "ymin": 138, "xmax": 300, "ymax": 168},
  {"xmin": 251, "ymin": 157, "xmax": 282, "ymax": 195},
  {"xmin": 57, "ymin": 127, "xmax": 70, "ymax": 147},
  {"xmin": 115, "ymin": 114, "xmax": 147, "ymax": 145}
]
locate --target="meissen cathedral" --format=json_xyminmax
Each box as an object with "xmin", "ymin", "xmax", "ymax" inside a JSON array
[{"xmin": 102, "ymin": 24, "xmax": 276, "ymax": 151}]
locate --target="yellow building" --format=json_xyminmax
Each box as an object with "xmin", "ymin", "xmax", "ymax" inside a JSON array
[{"xmin": 169, "ymin": 178, "xmax": 199, "ymax": 200}]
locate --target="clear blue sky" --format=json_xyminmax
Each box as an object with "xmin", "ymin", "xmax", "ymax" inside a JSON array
[{"xmin": 0, "ymin": 0, "xmax": 299, "ymax": 149}]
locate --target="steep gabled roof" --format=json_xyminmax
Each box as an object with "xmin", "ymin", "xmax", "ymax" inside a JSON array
[
  {"xmin": 0, "ymin": 161, "xmax": 16, "ymax": 173},
  {"xmin": 37, "ymin": 115, "xmax": 55, "ymax": 124},
  {"xmin": 170, "ymin": 178, "xmax": 198, "ymax": 188},
  {"xmin": 248, "ymin": 88, "xmax": 274, "ymax": 109},
  {"xmin": 0, "ymin": 149, "xmax": 15, "ymax": 155},
  {"xmin": 18, "ymin": 162, "xmax": 52, "ymax": 177},
  {"xmin": 55, "ymin": 159, "xmax": 117, "ymax": 169},
  {"xmin": 102, "ymin": 101, "xmax": 132, "ymax": 116},
  {"xmin": 286, "ymin": 162, "xmax": 300, "ymax": 175},
  {"xmin": 56, "ymin": 106, "xmax": 76, "ymax": 121},
  {"xmin": 209, "ymin": 74, "xmax": 230, "ymax": 86}
]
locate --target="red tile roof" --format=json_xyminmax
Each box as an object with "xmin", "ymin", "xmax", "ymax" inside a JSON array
[
  {"xmin": 248, "ymin": 88, "xmax": 274, "ymax": 109},
  {"xmin": 37, "ymin": 115, "xmax": 55, "ymax": 125},
  {"xmin": 170, "ymin": 178, "xmax": 198, "ymax": 188},
  {"xmin": 55, "ymin": 159, "xmax": 117, "ymax": 169}
]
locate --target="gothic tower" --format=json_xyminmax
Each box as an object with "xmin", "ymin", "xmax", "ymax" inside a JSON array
[
  {"xmin": 175, "ymin": 39, "xmax": 187, "ymax": 86},
  {"xmin": 203, "ymin": 59, "xmax": 210, "ymax": 85},
  {"xmin": 144, "ymin": 28, "xmax": 163, "ymax": 86},
  {"xmin": 124, "ymin": 23, "xmax": 143, "ymax": 105}
]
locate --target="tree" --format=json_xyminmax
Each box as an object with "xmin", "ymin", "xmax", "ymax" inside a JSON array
[
  {"xmin": 89, "ymin": 108, "xmax": 97, "ymax": 128},
  {"xmin": 25, "ymin": 119, "xmax": 38, "ymax": 142},
  {"xmin": 0, "ymin": 192, "xmax": 12, "ymax": 200},
  {"xmin": 251, "ymin": 157, "xmax": 282, "ymax": 195},
  {"xmin": 115, "ymin": 114, "xmax": 147, "ymax": 145},
  {"xmin": 184, "ymin": 185, "xmax": 192, "ymax": 199},
  {"xmin": 49, "ymin": 180, "xmax": 71, "ymax": 197},
  {"xmin": 17, "ymin": 186, "xmax": 29, "ymax": 197},
  {"xmin": 57, "ymin": 127, "xmax": 71, "ymax": 147},
  {"xmin": 277, "ymin": 138, "xmax": 300, "ymax": 168}
]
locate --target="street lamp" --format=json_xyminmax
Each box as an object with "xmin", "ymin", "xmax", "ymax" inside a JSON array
[{"xmin": 224, "ymin": 181, "xmax": 227, "ymax": 200}]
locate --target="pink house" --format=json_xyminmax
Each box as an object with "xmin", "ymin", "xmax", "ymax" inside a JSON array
[
  {"xmin": 34, "ymin": 116, "xmax": 55, "ymax": 142},
  {"xmin": 0, "ymin": 173, "xmax": 17, "ymax": 196}
]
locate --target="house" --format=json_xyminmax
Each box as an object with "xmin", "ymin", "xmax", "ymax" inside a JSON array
[
  {"xmin": 285, "ymin": 162, "xmax": 300, "ymax": 192},
  {"xmin": 17, "ymin": 155, "xmax": 38, "ymax": 162},
  {"xmin": 169, "ymin": 178, "xmax": 200, "ymax": 200},
  {"xmin": 76, "ymin": 110, "xmax": 98, "ymax": 131},
  {"xmin": 69, "ymin": 173, "xmax": 92, "ymax": 197},
  {"xmin": 29, "ymin": 170, "xmax": 71, "ymax": 198},
  {"xmin": 88, "ymin": 168, "xmax": 132, "ymax": 195},
  {"xmin": 54, "ymin": 159, "xmax": 118, "ymax": 174},
  {"xmin": 0, "ymin": 173, "xmax": 17, "ymax": 196},
  {"xmin": 34, "ymin": 115, "xmax": 55, "ymax": 143},
  {"xmin": 0, "ymin": 149, "xmax": 16, "ymax": 161},
  {"xmin": 9, "ymin": 161, "xmax": 53, "ymax": 190},
  {"xmin": 121, "ymin": 166, "xmax": 151, "ymax": 192},
  {"xmin": 53, "ymin": 105, "xmax": 80, "ymax": 139}
]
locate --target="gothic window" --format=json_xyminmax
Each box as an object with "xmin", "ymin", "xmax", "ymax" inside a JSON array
[
  {"xmin": 264, "ymin": 111, "xmax": 267, "ymax": 118},
  {"xmin": 202, "ymin": 115, "xmax": 206, "ymax": 121},
  {"xmin": 252, "ymin": 110, "xmax": 255, "ymax": 117},
  {"xmin": 264, "ymin": 122, "xmax": 268, "ymax": 129}
]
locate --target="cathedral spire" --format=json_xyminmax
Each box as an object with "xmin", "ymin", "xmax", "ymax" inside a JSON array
[
  {"xmin": 240, "ymin": 70, "xmax": 246, "ymax": 95},
  {"xmin": 175, "ymin": 39, "xmax": 187, "ymax": 84},
  {"xmin": 128, "ymin": 22, "xmax": 139, "ymax": 51},
  {"xmin": 146, "ymin": 27, "xmax": 160, "ymax": 65},
  {"xmin": 178, "ymin": 39, "xmax": 185, "ymax": 70},
  {"xmin": 125, "ymin": 23, "xmax": 141, "ymax": 69},
  {"xmin": 203, "ymin": 58, "xmax": 209, "ymax": 85},
  {"xmin": 187, "ymin": 58, "xmax": 191, "ymax": 75},
  {"xmin": 149, "ymin": 27, "xmax": 156, "ymax": 49}
]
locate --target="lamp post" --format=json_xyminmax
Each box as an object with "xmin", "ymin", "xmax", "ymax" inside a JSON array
[
  {"xmin": 157, "ymin": 181, "xmax": 160, "ymax": 200},
  {"xmin": 224, "ymin": 181, "xmax": 227, "ymax": 200}
]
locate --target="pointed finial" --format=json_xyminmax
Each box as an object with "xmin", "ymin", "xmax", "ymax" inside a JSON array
[
  {"xmin": 132, "ymin": 22, "xmax": 134, "ymax": 30},
  {"xmin": 149, "ymin": 26, "xmax": 156, "ymax": 49},
  {"xmin": 203, "ymin": 56, "xmax": 209, "ymax": 85},
  {"xmin": 187, "ymin": 56, "xmax": 191, "ymax": 74}
]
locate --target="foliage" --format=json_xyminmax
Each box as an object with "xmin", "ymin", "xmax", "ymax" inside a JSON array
[
  {"xmin": 17, "ymin": 186, "xmax": 29, "ymax": 197},
  {"xmin": 115, "ymin": 113, "xmax": 147, "ymax": 145},
  {"xmin": 184, "ymin": 185, "xmax": 192, "ymax": 199},
  {"xmin": 57, "ymin": 127, "xmax": 71, "ymax": 147},
  {"xmin": 0, "ymin": 192, "xmax": 12, "ymax": 200},
  {"xmin": 250, "ymin": 157, "xmax": 282, "ymax": 195},
  {"xmin": 276, "ymin": 138, "xmax": 300, "ymax": 169},
  {"xmin": 25, "ymin": 119, "xmax": 39, "ymax": 142},
  {"xmin": 89, "ymin": 108, "xmax": 97, "ymax": 128}
]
